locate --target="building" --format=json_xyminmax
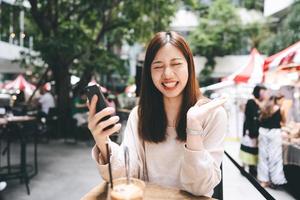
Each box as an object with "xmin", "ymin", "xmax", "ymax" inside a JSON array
[{"xmin": 0, "ymin": 0, "xmax": 32, "ymax": 80}]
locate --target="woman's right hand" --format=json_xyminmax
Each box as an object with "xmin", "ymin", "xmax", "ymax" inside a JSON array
[{"xmin": 87, "ymin": 95, "xmax": 122, "ymax": 148}]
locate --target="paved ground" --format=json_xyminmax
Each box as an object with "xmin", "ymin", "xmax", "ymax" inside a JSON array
[
  {"xmin": 1, "ymin": 140, "xmax": 101, "ymax": 200},
  {"xmin": 224, "ymin": 141, "xmax": 296, "ymax": 200},
  {"xmin": 0, "ymin": 139, "xmax": 296, "ymax": 200}
]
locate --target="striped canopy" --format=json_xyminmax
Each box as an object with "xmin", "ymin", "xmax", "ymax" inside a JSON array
[
  {"xmin": 3, "ymin": 74, "xmax": 36, "ymax": 94},
  {"xmin": 224, "ymin": 48, "xmax": 264, "ymax": 84},
  {"xmin": 202, "ymin": 49, "xmax": 264, "ymax": 91},
  {"xmin": 264, "ymin": 40, "xmax": 300, "ymax": 72}
]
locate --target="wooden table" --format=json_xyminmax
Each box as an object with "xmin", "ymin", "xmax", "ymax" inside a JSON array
[
  {"xmin": 0, "ymin": 115, "xmax": 37, "ymax": 195},
  {"xmin": 81, "ymin": 182, "xmax": 215, "ymax": 200},
  {"xmin": 0, "ymin": 116, "xmax": 36, "ymax": 125},
  {"xmin": 6, "ymin": 116, "xmax": 36, "ymax": 123}
]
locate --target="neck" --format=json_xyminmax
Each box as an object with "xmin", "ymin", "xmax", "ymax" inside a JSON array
[{"xmin": 163, "ymin": 95, "xmax": 182, "ymax": 127}]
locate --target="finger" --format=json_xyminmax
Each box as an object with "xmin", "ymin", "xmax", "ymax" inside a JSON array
[
  {"xmin": 201, "ymin": 97, "xmax": 227, "ymax": 111},
  {"xmin": 96, "ymin": 123, "xmax": 122, "ymax": 138},
  {"xmin": 90, "ymin": 107, "xmax": 115, "ymax": 127},
  {"xmin": 97, "ymin": 116, "xmax": 120, "ymax": 131},
  {"xmin": 88, "ymin": 95, "xmax": 98, "ymax": 117},
  {"xmin": 195, "ymin": 98, "xmax": 211, "ymax": 107}
]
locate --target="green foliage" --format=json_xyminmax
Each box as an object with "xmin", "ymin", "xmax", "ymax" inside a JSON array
[
  {"xmin": 13, "ymin": 0, "xmax": 180, "ymax": 136},
  {"xmin": 242, "ymin": 0, "xmax": 264, "ymax": 11},
  {"xmin": 189, "ymin": 0, "xmax": 243, "ymax": 84},
  {"xmin": 259, "ymin": 2, "xmax": 300, "ymax": 55},
  {"xmin": 189, "ymin": 0, "xmax": 243, "ymax": 59},
  {"xmin": 20, "ymin": 0, "xmax": 179, "ymax": 81},
  {"xmin": 243, "ymin": 22, "xmax": 272, "ymax": 49},
  {"xmin": 0, "ymin": 2, "xmax": 23, "ymax": 43}
]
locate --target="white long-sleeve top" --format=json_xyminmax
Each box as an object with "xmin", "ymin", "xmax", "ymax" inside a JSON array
[{"xmin": 92, "ymin": 106, "xmax": 227, "ymax": 197}]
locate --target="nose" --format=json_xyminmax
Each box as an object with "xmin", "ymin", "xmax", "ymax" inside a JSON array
[{"xmin": 163, "ymin": 66, "xmax": 174, "ymax": 78}]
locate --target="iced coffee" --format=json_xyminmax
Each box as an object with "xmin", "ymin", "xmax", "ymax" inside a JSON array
[{"xmin": 110, "ymin": 178, "xmax": 145, "ymax": 200}]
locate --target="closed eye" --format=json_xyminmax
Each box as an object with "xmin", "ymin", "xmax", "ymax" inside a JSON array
[
  {"xmin": 153, "ymin": 66, "xmax": 163, "ymax": 69},
  {"xmin": 172, "ymin": 63, "xmax": 183, "ymax": 66}
]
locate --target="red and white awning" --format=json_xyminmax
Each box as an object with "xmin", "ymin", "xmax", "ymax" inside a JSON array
[
  {"xmin": 264, "ymin": 40, "xmax": 300, "ymax": 72},
  {"xmin": 3, "ymin": 74, "xmax": 36, "ymax": 94},
  {"xmin": 201, "ymin": 49, "xmax": 264, "ymax": 91},
  {"xmin": 225, "ymin": 48, "xmax": 264, "ymax": 84}
]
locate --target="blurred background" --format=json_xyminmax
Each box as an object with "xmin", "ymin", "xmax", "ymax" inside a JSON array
[{"xmin": 0, "ymin": 0, "xmax": 299, "ymax": 199}]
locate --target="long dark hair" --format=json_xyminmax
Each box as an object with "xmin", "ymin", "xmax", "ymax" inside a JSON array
[
  {"xmin": 260, "ymin": 94, "xmax": 283, "ymax": 120},
  {"xmin": 138, "ymin": 31, "xmax": 200, "ymax": 143}
]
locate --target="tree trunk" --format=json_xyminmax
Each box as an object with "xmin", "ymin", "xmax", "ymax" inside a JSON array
[{"xmin": 52, "ymin": 65, "xmax": 72, "ymax": 139}]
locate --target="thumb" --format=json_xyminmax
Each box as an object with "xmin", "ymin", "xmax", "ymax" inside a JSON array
[{"xmin": 199, "ymin": 97, "xmax": 227, "ymax": 111}]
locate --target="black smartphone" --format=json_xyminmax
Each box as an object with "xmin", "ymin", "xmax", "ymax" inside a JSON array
[{"xmin": 84, "ymin": 84, "xmax": 114, "ymax": 130}]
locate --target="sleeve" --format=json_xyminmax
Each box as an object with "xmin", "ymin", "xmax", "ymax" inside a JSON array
[
  {"xmin": 91, "ymin": 107, "xmax": 142, "ymax": 182},
  {"xmin": 180, "ymin": 106, "xmax": 227, "ymax": 197},
  {"xmin": 38, "ymin": 95, "xmax": 45, "ymax": 104},
  {"xmin": 244, "ymin": 100, "xmax": 258, "ymax": 137}
]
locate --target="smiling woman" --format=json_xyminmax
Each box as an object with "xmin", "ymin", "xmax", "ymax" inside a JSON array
[
  {"xmin": 140, "ymin": 31, "xmax": 199, "ymax": 142},
  {"xmin": 88, "ymin": 31, "xmax": 228, "ymax": 197}
]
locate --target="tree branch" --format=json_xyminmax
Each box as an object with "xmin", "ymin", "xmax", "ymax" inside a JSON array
[
  {"xmin": 58, "ymin": 1, "xmax": 82, "ymax": 24},
  {"xmin": 95, "ymin": 0, "xmax": 124, "ymax": 44},
  {"xmin": 28, "ymin": 0, "xmax": 50, "ymax": 36},
  {"xmin": 28, "ymin": 67, "xmax": 51, "ymax": 103},
  {"xmin": 53, "ymin": 0, "xmax": 58, "ymax": 32}
]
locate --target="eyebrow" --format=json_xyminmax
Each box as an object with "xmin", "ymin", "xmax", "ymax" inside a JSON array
[
  {"xmin": 152, "ymin": 60, "xmax": 163, "ymax": 65},
  {"xmin": 152, "ymin": 57, "xmax": 184, "ymax": 65},
  {"xmin": 171, "ymin": 58, "xmax": 184, "ymax": 61}
]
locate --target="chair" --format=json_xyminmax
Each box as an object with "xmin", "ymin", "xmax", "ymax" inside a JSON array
[
  {"xmin": 46, "ymin": 108, "xmax": 59, "ymax": 138},
  {"xmin": 0, "ymin": 119, "xmax": 38, "ymax": 195},
  {"xmin": 212, "ymin": 164, "xmax": 223, "ymax": 200}
]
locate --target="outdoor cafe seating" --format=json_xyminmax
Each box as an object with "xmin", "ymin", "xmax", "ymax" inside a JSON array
[{"xmin": 0, "ymin": 96, "xmax": 40, "ymax": 195}]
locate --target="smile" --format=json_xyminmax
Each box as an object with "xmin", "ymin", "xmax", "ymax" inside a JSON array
[{"xmin": 161, "ymin": 81, "xmax": 179, "ymax": 90}]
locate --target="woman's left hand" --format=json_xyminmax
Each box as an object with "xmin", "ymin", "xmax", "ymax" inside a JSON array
[{"xmin": 187, "ymin": 97, "xmax": 227, "ymax": 131}]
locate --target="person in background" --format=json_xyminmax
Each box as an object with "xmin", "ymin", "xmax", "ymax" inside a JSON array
[
  {"xmin": 38, "ymin": 86, "xmax": 55, "ymax": 116},
  {"xmin": 72, "ymin": 91, "xmax": 88, "ymax": 126},
  {"xmin": 106, "ymin": 94, "xmax": 116, "ymax": 110},
  {"xmin": 87, "ymin": 31, "xmax": 227, "ymax": 197},
  {"xmin": 239, "ymin": 85, "xmax": 267, "ymax": 177},
  {"xmin": 258, "ymin": 95, "xmax": 287, "ymax": 188},
  {"xmin": 14, "ymin": 90, "xmax": 26, "ymax": 106}
]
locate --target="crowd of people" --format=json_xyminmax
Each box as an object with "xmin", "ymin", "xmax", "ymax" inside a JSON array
[{"xmin": 239, "ymin": 84, "xmax": 298, "ymax": 189}]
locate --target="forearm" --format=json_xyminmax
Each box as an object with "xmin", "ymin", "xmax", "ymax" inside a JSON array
[
  {"xmin": 186, "ymin": 134, "xmax": 204, "ymax": 150},
  {"xmin": 180, "ymin": 146, "xmax": 222, "ymax": 196},
  {"xmin": 96, "ymin": 141, "xmax": 109, "ymax": 164},
  {"xmin": 92, "ymin": 142, "xmax": 126, "ymax": 181}
]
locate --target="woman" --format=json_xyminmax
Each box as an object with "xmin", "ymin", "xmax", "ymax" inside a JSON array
[
  {"xmin": 88, "ymin": 31, "xmax": 227, "ymax": 197},
  {"xmin": 258, "ymin": 95, "xmax": 287, "ymax": 188},
  {"xmin": 239, "ymin": 85, "xmax": 266, "ymax": 177}
]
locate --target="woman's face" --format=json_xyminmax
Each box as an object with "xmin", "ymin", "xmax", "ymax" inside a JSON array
[
  {"xmin": 259, "ymin": 89, "xmax": 268, "ymax": 101},
  {"xmin": 151, "ymin": 43, "xmax": 189, "ymax": 99}
]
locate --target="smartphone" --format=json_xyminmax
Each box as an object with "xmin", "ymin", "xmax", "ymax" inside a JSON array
[{"xmin": 84, "ymin": 84, "xmax": 114, "ymax": 130}]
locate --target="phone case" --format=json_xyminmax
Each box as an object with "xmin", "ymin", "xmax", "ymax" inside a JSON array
[{"xmin": 84, "ymin": 85, "xmax": 114, "ymax": 130}]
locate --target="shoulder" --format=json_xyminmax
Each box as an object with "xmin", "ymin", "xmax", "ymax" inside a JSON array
[
  {"xmin": 247, "ymin": 99, "xmax": 256, "ymax": 105},
  {"xmin": 44, "ymin": 93, "xmax": 52, "ymax": 99},
  {"xmin": 128, "ymin": 106, "xmax": 139, "ymax": 121}
]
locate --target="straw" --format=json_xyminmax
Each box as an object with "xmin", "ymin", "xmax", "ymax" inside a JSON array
[
  {"xmin": 106, "ymin": 142, "xmax": 113, "ymax": 188},
  {"xmin": 124, "ymin": 146, "xmax": 130, "ymax": 185}
]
